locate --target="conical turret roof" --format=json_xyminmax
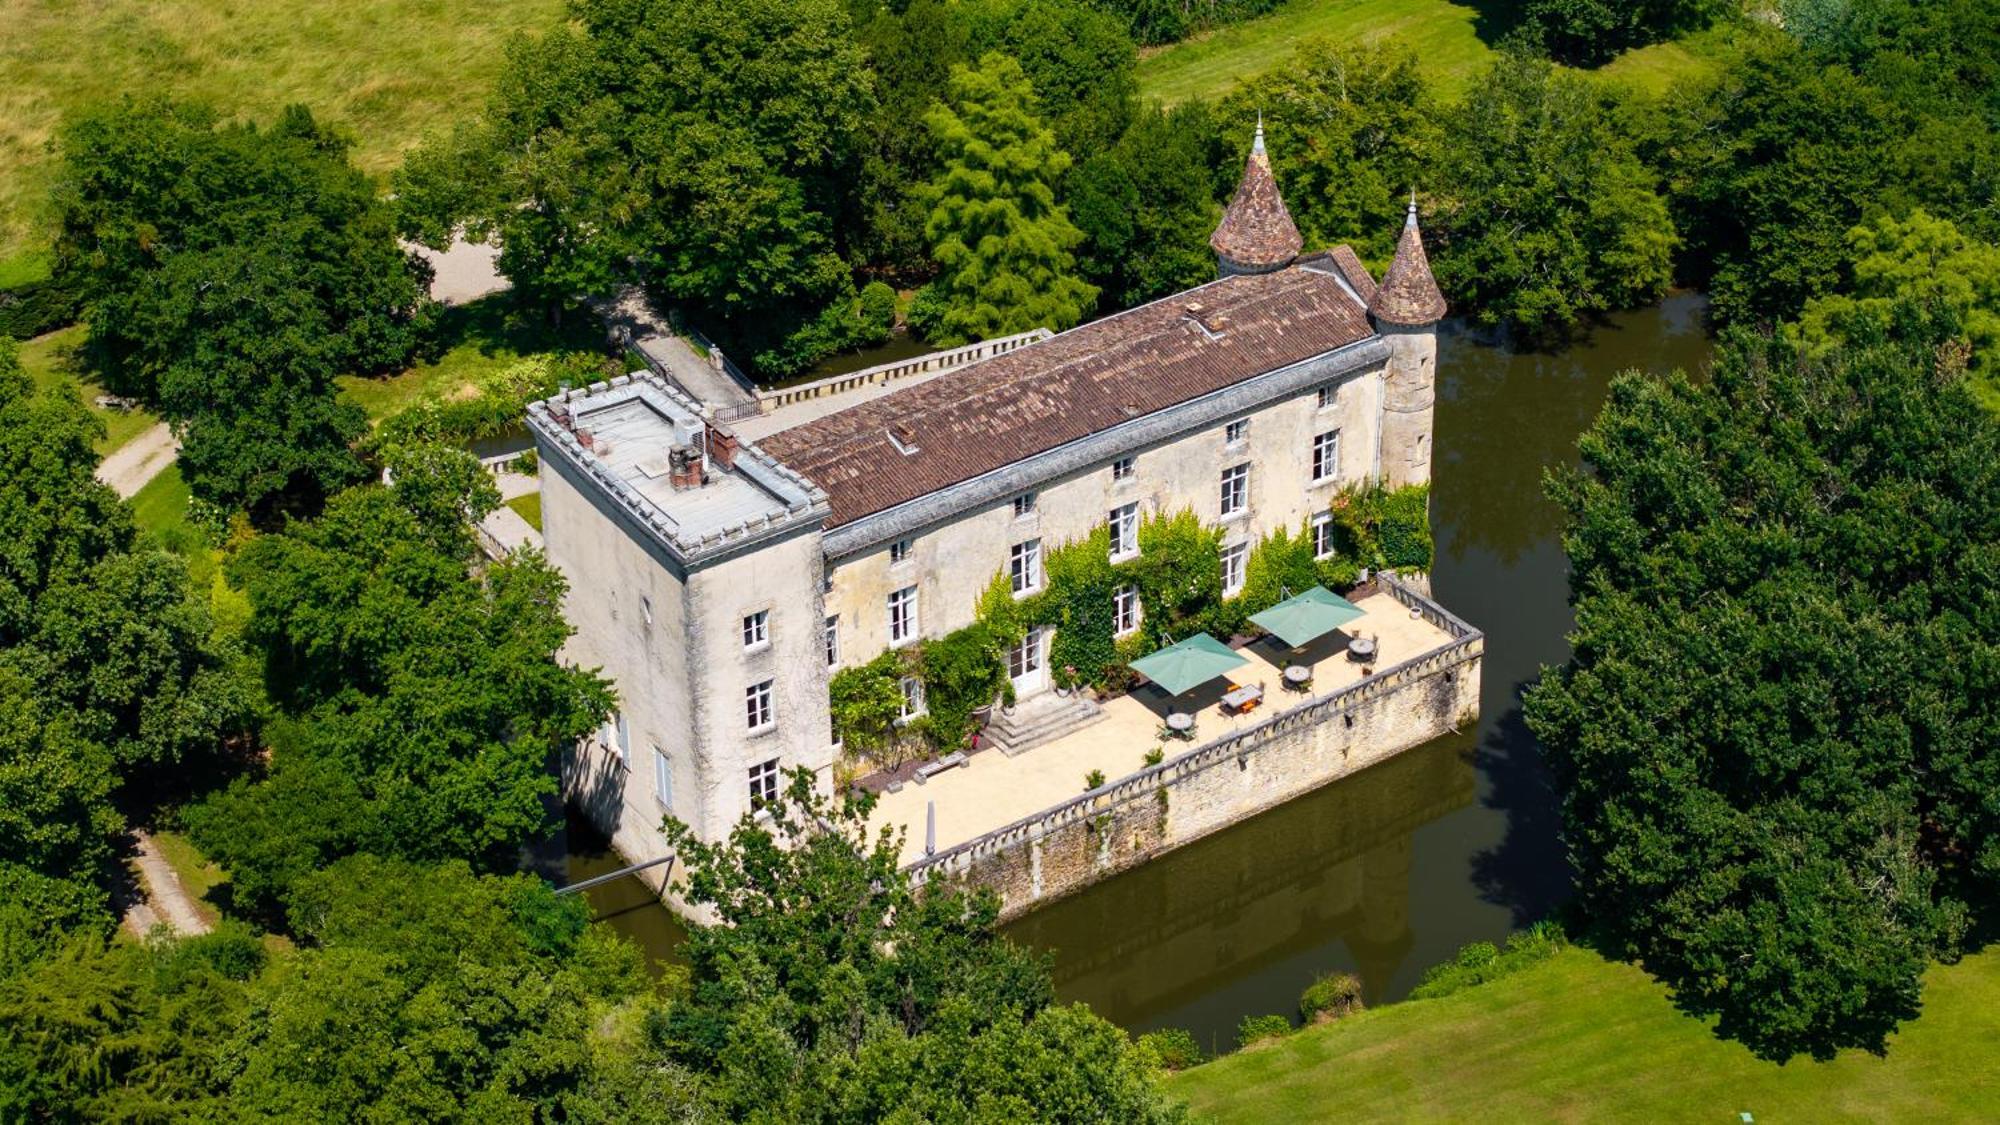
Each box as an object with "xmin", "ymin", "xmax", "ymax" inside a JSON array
[
  {"xmin": 1210, "ymin": 120, "xmax": 1303, "ymax": 274},
  {"xmin": 1369, "ymin": 196, "xmax": 1447, "ymax": 326}
]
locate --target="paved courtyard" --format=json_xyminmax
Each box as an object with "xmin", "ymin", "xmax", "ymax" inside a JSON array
[{"xmin": 868, "ymin": 591, "xmax": 1456, "ymax": 866}]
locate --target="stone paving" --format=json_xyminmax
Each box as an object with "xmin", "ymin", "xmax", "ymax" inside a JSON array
[{"xmin": 867, "ymin": 591, "xmax": 1455, "ymax": 866}]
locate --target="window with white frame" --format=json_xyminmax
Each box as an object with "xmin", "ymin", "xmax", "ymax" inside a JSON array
[
  {"xmin": 1012, "ymin": 491, "xmax": 1037, "ymax": 518},
  {"xmin": 1316, "ymin": 385, "xmax": 1337, "ymax": 410},
  {"xmin": 1312, "ymin": 430, "xmax": 1341, "ymax": 483},
  {"xmin": 824, "ymin": 615, "xmax": 839, "ymax": 666},
  {"xmin": 1220, "ymin": 463, "xmax": 1249, "ymax": 518},
  {"xmin": 1225, "ymin": 418, "xmax": 1249, "ymax": 446},
  {"xmin": 888, "ymin": 586, "xmax": 917, "ymax": 646},
  {"xmin": 1221, "ymin": 542, "xmax": 1248, "ymax": 596},
  {"xmin": 610, "ymin": 712, "xmax": 630, "ymax": 765},
  {"xmin": 1010, "ymin": 539, "xmax": 1042, "ymax": 595},
  {"xmin": 1313, "ymin": 513, "xmax": 1336, "ymax": 559},
  {"xmin": 1108, "ymin": 503, "xmax": 1138, "ymax": 560},
  {"xmin": 748, "ymin": 757, "xmax": 779, "ymax": 809},
  {"xmin": 653, "ymin": 746, "xmax": 673, "ymax": 809},
  {"xmin": 742, "ymin": 609, "xmax": 769, "ymax": 649},
  {"xmin": 890, "ymin": 538, "xmax": 912, "ymax": 564},
  {"xmin": 745, "ymin": 679, "xmax": 774, "ymax": 731},
  {"xmin": 1111, "ymin": 455, "xmax": 1135, "ymax": 481},
  {"xmin": 1113, "ymin": 585, "xmax": 1140, "ymax": 635},
  {"xmin": 898, "ymin": 675, "xmax": 926, "ymax": 720}
]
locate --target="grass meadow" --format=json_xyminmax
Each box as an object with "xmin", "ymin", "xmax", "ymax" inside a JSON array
[{"xmin": 1166, "ymin": 944, "xmax": 2000, "ymax": 1122}]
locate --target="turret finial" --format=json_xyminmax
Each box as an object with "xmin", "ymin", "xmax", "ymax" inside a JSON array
[{"xmin": 1253, "ymin": 112, "xmax": 1266, "ymax": 156}]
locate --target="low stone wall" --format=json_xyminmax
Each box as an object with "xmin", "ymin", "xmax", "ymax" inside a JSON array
[
  {"xmin": 754, "ymin": 329, "xmax": 1052, "ymax": 413},
  {"xmin": 909, "ymin": 577, "xmax": 1483, "ymax": 921}
]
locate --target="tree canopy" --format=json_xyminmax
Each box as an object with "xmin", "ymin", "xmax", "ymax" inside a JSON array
[
  {"xmin": 186, "ymin": 447, "xmax": 610, "ymax": 918},
  {"xmin": 1525, "ymin": 329, "xmax": 2000, "ymax": 1059},
  {"xmin": 657, "ymin": 769, "xmax": 1185, "ymax": 1121},
  {"xmin": 54, "ymin": 100, "xmax": 434, "ymax": 512},
  {"xmin": 919, "ymin": 53, "xmax": 1097, "ymax": 345}
]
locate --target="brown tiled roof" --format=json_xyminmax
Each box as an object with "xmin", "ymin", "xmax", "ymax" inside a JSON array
[
  {"xmin": 760, "ymin": 267, "xmax": 1375, "ymax": 527},
  {"xmin": 1210, "ymin": 128, "xmax": 1302, "ymax": 272},
  {"xmin": 1325, "ymin": 245, "xmax": 1378, "ymax": 304},
  {"xmin": 1369, "ymin": 205, "xmax": 1447, "ymax": 326}
]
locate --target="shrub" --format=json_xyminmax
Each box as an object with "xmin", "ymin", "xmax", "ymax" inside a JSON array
[
  {"xmin": 858, "ymin": 280, "xmax": 898, "ymax": 342},
  {"xmin": 920, "ymin": 622, "xmax": 1008, "ymax": 748},
  {"xmin": 906, "ymin": 282, "xmax": 950, "ymax": 343},
  {"xmin": 829, "ymin": 654, "xmax": 905, "ymax": 753},
  {"xmin": 1084, "ymin": 769, "xmax": 1106, "ymax": 791},
  {"xmin": 1136, "ymin": 1027, "xmax": 1205, "ymax": 1071},
  {"xmin": 1409, "ymin": 923, "xmax": 1566, "ymax": 1001},
  {"xmin": 1375, "ymin": 483, "xmax": 1432, "ymax": 571},
  {"xmin": 1299, "ymin": 970, "xmax": 1365, "ymax": 1023},
  {"xmin": 0, "ymin": 273, "xmax": 83, "ymax": 339},
  {"xmin": 1143, "ymin": 745, "xmax": 1164, "ymax": 766},
  {"xmin": 1235, "ymin": 1013, "xmax": 1292, "ymax": 1048}
]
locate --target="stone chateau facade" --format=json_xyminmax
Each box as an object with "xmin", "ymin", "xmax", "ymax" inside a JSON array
[{"xmin": 531, "ymin": 126, "xmax": 1455, "ymax": 900}]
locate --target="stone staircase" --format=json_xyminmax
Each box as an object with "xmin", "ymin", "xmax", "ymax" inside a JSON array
[{"xmin": 982, "ymin": 691, "xmax": 1107, "ymax": 758}]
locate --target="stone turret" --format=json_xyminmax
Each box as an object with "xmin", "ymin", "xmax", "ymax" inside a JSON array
[
  {"xmin": 1210, "ymin": 119, "xmax": 1302, "ymax": 278},
  {"xmin": 1370, "ymin": 195, "xmax": 1446, "ymax": 489}
]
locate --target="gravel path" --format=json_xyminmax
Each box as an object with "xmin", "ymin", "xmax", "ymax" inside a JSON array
[
  {"xmin": 121, "ymin": 830, "xmax": 212, "ymax": 938},
  {"xmin": 95, "ymin": 422, "xmax": 179, "ymax": 498}
]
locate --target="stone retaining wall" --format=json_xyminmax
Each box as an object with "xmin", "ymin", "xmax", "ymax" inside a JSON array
[{"xmin": 909, "ymin": 576, "xmax": 1482, "ymax": 921}]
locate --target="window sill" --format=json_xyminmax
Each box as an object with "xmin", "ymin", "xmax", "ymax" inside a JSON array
[
  {"xmin": 742, "ymin": 640, "xmax": 771, "ymax": 656},
  {"xmin": 1109, "ymin": 550, "xmax": 1139, "ymax": 565},
  {"xmin": 1011, "ymin": 585, "xmax": 1040, "ymax": 600},
  {"xmin": 1219, "ymin": 510, "xmax": 1248, "ymax": 524},
  {"xmin": 889, "ymin": 635, "xmax": 917, "ymax": 650},
  {"xmin": 746, "ymin": 724, "xmax": 778, "ymax": 739}
]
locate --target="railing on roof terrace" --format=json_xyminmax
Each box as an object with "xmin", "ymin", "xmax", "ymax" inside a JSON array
[
  {"xmin": 904, "ymin": 574, "xmax": 1482, "ymax": 878},
  {"xmin": 754, "ymin": 329, "xmax": 1053, "ymax": 413}
]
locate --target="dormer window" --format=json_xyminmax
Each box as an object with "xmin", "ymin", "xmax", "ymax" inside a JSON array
[{"xmin": 886, "ymin": 422, "xmax": 920, "ymax": 455}]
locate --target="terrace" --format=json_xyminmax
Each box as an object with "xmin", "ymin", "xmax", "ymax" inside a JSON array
[{"xmin": 866, "ymin": 585, "xmax": 1461, "ymax": 868}]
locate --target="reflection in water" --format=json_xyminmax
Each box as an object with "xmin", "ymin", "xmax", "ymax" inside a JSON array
[
  {"xmin": 550, "ymin": 295, "xmax": 1716, "ymax": 1048},
  {"xmin": 1003, "ymin": 293, "xmax": 1715, "ymax": 1047},
  {"xmin": 556, "ymin": 813, "xmax": 691, "ymax": 975}
]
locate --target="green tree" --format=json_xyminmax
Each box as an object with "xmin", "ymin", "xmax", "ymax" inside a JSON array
[
  {"xmin": 1793, "ymin": 210, "xmax": 2000, "ymax": 409},
  {"xmin": 400, "ymin": 0, "xmax": 878, "ymax": 377},
  {"xmin": 1432, "ymin": 51, "xmax": 1675, "ymax": 342},
  {"xmin": 921, "ymin": 53, "xmax": 1097, "ymax": 344},
  {"xmin": 655, "ymin": 770, "xmax": 1184, "ymax": 1121},
  {"xmin": 1512, "ymin": 0, "xmax": 1733, "ymax": 66},
  {"xmin": 976, "ymin": 0, "xmax": 1138, "ymax": 157},
  {"xmin": 54, "ymin": 101, "xmax": 434, "ymax": 512},
  {"xmin": 1525, "ymin": 330, "xmax": 2000, "ymax": 1060},
  {"xmin": 1071, "ymin": 102, "xmax": 1221, "ymax": 310},
  {"xmin": 188, "ymin": 449, "xmax": 610, "ymax": 916}
]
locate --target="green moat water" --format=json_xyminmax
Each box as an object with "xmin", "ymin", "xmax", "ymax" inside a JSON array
[{"xmin": 556, "ymin": 292, "xmax": 1716, "ymax": 1051}]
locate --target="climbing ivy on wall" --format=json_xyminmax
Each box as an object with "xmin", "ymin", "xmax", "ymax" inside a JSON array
[{"xmin": 831, "ymin": 483, "xmax": 1433, "ymax": 767}]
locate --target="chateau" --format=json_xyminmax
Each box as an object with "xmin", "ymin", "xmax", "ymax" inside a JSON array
[{"xmin": 531, "ymin": 128, "xmax": 1482, "ymax": 916}]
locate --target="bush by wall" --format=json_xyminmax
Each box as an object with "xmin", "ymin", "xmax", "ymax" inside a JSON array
[
  {"xmin": 1299, "ymin": 970, "xmax": 1365, "ymax": 1023},
  {"xmin": 1235, "ymin": 1013, "xmax": 1293, "ymax": 1049},
  {"xmin": 1135, "ymin": 1027, "xmax": 1206, "ymax": 1071}
]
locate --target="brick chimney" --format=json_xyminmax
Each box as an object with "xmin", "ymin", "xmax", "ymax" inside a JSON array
[
  {"xmin": 706, "ymin": 425, "xmax": 741, "ymax": 471},
  {"xmin": 668, "ymin": 445, "xmax": 704, "ymax": 490}
]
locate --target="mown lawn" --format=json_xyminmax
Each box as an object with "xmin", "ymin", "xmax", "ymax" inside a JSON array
[
  {"xmin": 1135, "ymin": 0, "xmax": 1740, "ymax": 106},
  {"xmin": 505, "ymin": 491, "xmax": 544, "ymax": 531},
  {"xmin": 0, "ymin": 0, "xmax": 563, "ymax": 267},
  {"xmin": 1166, "ymin": 945, "xmax": 2000, "ymax": 1122},
  {"xmin": 16, "ymin": 325, "xmax": 159, "ymax": 454}
]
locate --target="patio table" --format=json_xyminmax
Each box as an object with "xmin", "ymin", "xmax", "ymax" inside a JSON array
[
  {"xmin": 1347, "ymin": 636, "xmax": 1378, "ymax": 663},
  {"xmin": 1282, "ymin": 664, "xmax": 1312, "ymax": 687},
  {"xmin": 1165, "ymin": 711, "xmax": 1195, "ymax": 733},
  {"xmin": 1221, "ymin": 683, "xmax": 1264, "ymax": 712}
]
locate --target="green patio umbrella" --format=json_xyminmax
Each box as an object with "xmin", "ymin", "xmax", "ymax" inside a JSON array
[
  {"xmin": 1128, "ymin": 632, "xmax": 1248, "ymax": 696},
  {"xmin": 1248, "ymin": 586, "xmax": 1366, "ymax": 648}
]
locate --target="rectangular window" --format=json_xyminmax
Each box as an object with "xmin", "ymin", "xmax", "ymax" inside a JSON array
[
  {"xmin": 1316, "ymin": 385, "xmax": 1337, "ymax": 410},
  {"xmin": 1108, "ymin": 503, "xmax": 1139, "ymax": 560},
  {"xmin": 1220, "ymin": 463, "xmax": 1249, "ymax": 518},
  {"xmin": 890, "ymin": 538, "xmax": 912, "ymax": 564},
  {"xmin": 1111, "ymin": 455, "xmax": 1135, "ymax": 481},
  {"xmin": 742, "ymin": 609, "xmax": 769, "ymax": 648},
  {"xmin": 1312, "ymin": 430, "xmax": 1341, "ymax": 483},
  {"xmin": 614, "ymin": 712, "xmax": 630, "ymax": 764},
  {"xmin": 1012, "ymin": 491, "xmax": 1037, "ymax": 518},
  {"xmin": 1009, "ymin": 628, "xmax": 1044, "ymax": 680},
  {"xmin": 653, "ymin": 746, "xmax": 673, "ymax": 809},
  {"xmin": 1113, "ymin": 585, "xmax": 1140, "ymax": 636},
  {"xmin": 824, "ymin": 615, "xmax": 839, "ymax": 666},
  {"xmin": 1225, "ymin": 419, "xmax": 1249, "ymax": 446},
  {"xmin": 1010, "ymin": 539, "xmax": 1042, "ymax": 595},
  {"xmin": 898, "ymin": 675, "xmax": 926, "ymax": 720},
  {"xmin": 745, "ymin": 679, "xmax": 774, "ymax": 731},
  {"xmin": 889, "ymin": 586, "xmax": 918, "ymax": 646},
  {"xmin": 1313, "ymin": 514, "xmax": 1336, "ymax": 559},
  {"xmin": 748, "ymin": 757, "xmax": 779, "ymax": 810},
  {"xmin": 1221, "ymin": 542, "xmax": 1248, "ymax": 596}
]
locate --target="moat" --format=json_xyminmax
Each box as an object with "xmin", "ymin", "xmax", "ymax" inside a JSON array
[{"xmin": 554, "ymin": 292, "xmax": 1716, "ymax": 1052}]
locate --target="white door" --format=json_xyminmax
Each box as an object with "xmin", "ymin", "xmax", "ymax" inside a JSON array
[{"xmin": 1009, "ymin": 627, "xmax": 1048, "ymax": 697}]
